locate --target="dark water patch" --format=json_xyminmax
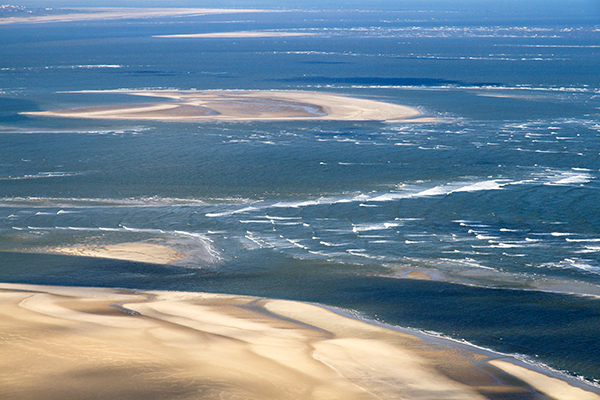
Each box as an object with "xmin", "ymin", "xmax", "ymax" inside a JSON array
[
  {"xmin": 0, "ymin": 97, "xmax": 41, "ymax": 123},
  {"xmin": 298, "ymin": 61, "xmax": 350, "ymax": 65},
  {"xmin": 277, "ymin": 76, "xmax": 503, "ymax": 87}
]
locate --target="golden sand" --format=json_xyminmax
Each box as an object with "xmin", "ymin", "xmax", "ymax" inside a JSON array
[
  {"xmin": 154, "ymin": 31, "xmax": 315, "ymax": 38},
  {"xmin": 1, "ymin": 283, "xmax": 597, "ymax": 400},
  {"xmin": 48, "ymin": 243, "xmax": 187, "ymax": 264},
  {"xmin": 406, "ymin": 271, "xmax": 432, "ymax": 280},
  {"xmin": 26, "ymin": 90, "xmax": 426, "ymax": 122},
  {"xmin": 489, "ymin": 360, "xmax": 600, "ymax": 400}
]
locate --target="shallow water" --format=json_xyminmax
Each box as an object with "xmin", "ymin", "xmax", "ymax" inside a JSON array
[{"xmin": 1, "ymin": 1, "xmax": 599, "ymax": 384}]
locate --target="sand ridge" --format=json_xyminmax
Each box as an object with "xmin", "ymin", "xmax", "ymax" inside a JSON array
[
  {"xmin": 47, "ymin": 242, "xmax": 187, "ymax": 264},
  {"xmin": 2, "ymin": 283, "xmax": 598, "ymax": 400},
  {"xmin": 25, "ymin": 90, "xmax": 431, "ymax": 122},
  {"xmin": 0, "ymin": 8, "xmax": 266, "ymax": 25}
]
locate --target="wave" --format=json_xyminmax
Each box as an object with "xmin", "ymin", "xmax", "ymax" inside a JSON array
[
  {"xmin": 0, "ymin": 196, "xmax": 235, "ymax": 207},
  {"xmin": 0, "ymin": 171, "xmax": 82, "ymax": 181},
  {"xmin": 545, "ymin": 172, "xmax": 592, "ymax": 186},
  {"xmin": 1, "ymin": 126, "xmax": 150, "ymax": 135},
  {"xmin": 203, "ymin": 169, "xmax": 593, "ymax": 218},
  {"xmin": 292, "ymin": 25, "xmax": 596, "ymax": 39},
  {"xmin": 543, "ymin": 258, "xmax": 600, "ymax": 275},
  {"xmin": 303, "ymin": 83, "xmax": 599, "ymax": 93},
  {"xmin": 1, "ymin": 64, "xmax": 124, "ymax": 72},
  {"xmin": 352, "ymin": 222, "xmax": 401, "ymax": 232}
]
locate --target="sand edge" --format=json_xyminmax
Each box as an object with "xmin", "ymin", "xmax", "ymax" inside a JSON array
[{"xmin": 1, "ymin": 282, "xmax": 598, "ymax": 400}]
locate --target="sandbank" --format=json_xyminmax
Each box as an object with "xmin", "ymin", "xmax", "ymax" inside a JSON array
[
  {"xmin": 1, "ymin": 282, "xmax": 598, "ymax": 400},
  {"xmin": 406, "ymin": 271, "xmax": 432, "ymax": 280},
  {"xmin": 0, "ymin": 8, "xmax": 265, "ymax": 25},
  {"xmin": 47, "ymin": 243, "xmax": 187, "ymax": 264},
  {"xmin": 25, "ymin": 90, "xmax": 425, "ymax": 122},
  {"xmin": 154, "ymin": 31, "xmax": 314, "ymax": 38}
]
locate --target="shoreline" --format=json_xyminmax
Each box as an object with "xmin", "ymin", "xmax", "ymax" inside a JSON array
[
  {"xmin": 23, "ymin": 90, "xmax": 433, "ymax": 123},
  {"xmin": 1, "ymin": 282, "xmax": 598, "ymax": 400}
]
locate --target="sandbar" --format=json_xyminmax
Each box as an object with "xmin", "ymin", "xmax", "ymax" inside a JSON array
[
  {"xmin": 155, "ymin": 31, "xmax": 314, "ymax": 38},
  {"xmin": 47, "ymin": 243, "xmax": 187, "ymax": 264},
  {"xmin": 0, "ymin": 8, "xmax": 265, "ymax": 25},
  {"xmin": 406, "ymin": 271, "xmax": 432, "ymax": 280},
  {"xmin": 1, "ymin": 282, "xmax": 598, "ymax": 400},
  {"xmin": 25, "ymin": 90, "xmax": 426, "ymax": 122}
]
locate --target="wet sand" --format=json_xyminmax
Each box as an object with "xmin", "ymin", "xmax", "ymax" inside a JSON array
[
  {"xmin": 26, "ymin": 90, "xmax": 430, "ymax": 122},
  {"xmin": 1, "ymin": 282, "xmax": 598, "ymax": 400}
]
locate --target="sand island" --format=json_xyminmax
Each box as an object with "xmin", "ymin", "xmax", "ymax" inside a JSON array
[
  {"xmin": 2, "ymin": 282, "xmax": 599, "ymax": 400},
  {"xmin": 0, "ymin": 8, "xmax": 266, "ymax": 25},
  {"xmin": 47, "ymin": 243, "xmax": 188, "ymax": 264},
  {"xmin": 25, "ymin": 90, "xmax": 433, "ymax": 123}
]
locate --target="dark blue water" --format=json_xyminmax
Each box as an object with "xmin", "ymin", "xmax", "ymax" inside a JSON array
[{"xmin": 1, "ymin": 1, "xmax": 599, "ymax": 385}]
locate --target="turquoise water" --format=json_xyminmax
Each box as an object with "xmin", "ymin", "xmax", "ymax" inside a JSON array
[{"xmin": 1, "ymin": 1, "xmax": 599, "ymax": 386}]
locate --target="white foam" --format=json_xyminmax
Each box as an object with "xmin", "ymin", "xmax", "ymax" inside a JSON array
[
  {"xmin": 352, "ymin": 222, "xmax": 400, "ymax": 232},
  {"xmin": 206, "ymin": 205, "xmax": 260, "ymax": 217},
  {"xmin": 453, "ymin": 180, "xmax": 505, "ymax": 192},
  {"xmin": 490, "ymin": 243, "xmax": 528, "ymax": 248},
  {"xmin": 319, "ymin": 241, "xmax": 347, "ymax": 247},
  {"xmin": 285, "ymin": 238, "xmax": 310, "ymax": 250},
  {"xmin": 544, "ymin": 258, "xmax": 600, "ymax": 275},
  {"xmin": 475, "ymin": 234, "xmax": 501, "ymax": 241},
  {"xmin": 0, "ymin": 171, "xmax": 81, "ymax": 181},
  {"xmin": 265, "ymin": 216, "xmax": 302, "ymax": 220},
  {"xmin": 538, "ymin": 170, "xmax": 593, "ymax": 186}
]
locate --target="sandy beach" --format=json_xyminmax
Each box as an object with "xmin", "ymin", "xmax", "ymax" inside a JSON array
[
  {"xmin": 1, "ymin": 282, "xmax": 598, "ymax": 400},
  {"xmin": 26, "ymin": 90, "xmax": 431, "ymax": 122}
]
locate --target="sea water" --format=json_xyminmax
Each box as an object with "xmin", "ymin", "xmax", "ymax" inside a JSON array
[{"xmin": 1, "ymin": 0, "xmax": 599, "ymax": 385}]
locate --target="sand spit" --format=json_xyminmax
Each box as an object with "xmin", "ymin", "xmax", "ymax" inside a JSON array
[
  {"xmin": 48, "ymin": 243, "xmax": 187, "ymax": 264},
  {"xmin": 1, "ymin": 283, "xmax": 598, "ymax": 400},
  {"xmin": 0, "ymin": 8, "xmax": 265, "ymax": 25},
  {"xmin": 26, "ymin": 90, "xmax": 427, "ymax": 122},
  {"xmin": 155, "ymin": 31, "xmax": 315, "ymax": 38}
]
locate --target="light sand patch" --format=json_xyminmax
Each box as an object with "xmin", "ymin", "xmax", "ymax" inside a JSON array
[
  {"xmin": 1, "ymin": 283, "xmax": 598, "ymax": 400},
  {"xmin": 406, "ymin": 271, "xmax": 432, "ymax": 280},
  {"xmin": 25, "ymin": 90, "xmax": 426, "ymax": 122},
  {"xmin": 49, "ymin": 242, "xmax": 186, "ymax": 264},
  {"xmin": 490, "ymin": 360, "xmax": 600, "ymax": 400},
  {"xmin": 155, "ymin": 31, "xmax": 314, "ymax": 38},
  {"xmin": 0, "ymin": 8, "xmax": 266, "ymax": 25}
]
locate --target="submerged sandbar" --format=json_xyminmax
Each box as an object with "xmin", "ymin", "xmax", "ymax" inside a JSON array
[
  {"xmin": 154, "ymin": 31, "xmax": 315, "ymax": 39},
  {"xmin": 26, "ymin": 90, "xmax": 429, "ymax": 122},
  {"xmin": 1, "ymin": 282, "xmax": 598, "ymax": 400}
]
